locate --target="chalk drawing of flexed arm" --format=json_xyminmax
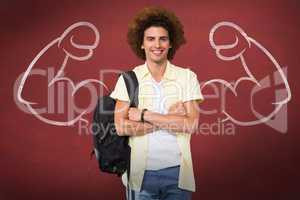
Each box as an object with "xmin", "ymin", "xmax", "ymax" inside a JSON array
[
  {"xmin": 17, "ymin": 22, "xmax": 108, "ymax": 126},
  {"xmin": 202, "ymin": 21, "xmax": 291, "ymax": 127}
]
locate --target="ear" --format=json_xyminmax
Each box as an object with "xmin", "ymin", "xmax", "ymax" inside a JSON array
[{"xmin": 141, "ymin": 45, "xmax": 144, "ymax": 49}]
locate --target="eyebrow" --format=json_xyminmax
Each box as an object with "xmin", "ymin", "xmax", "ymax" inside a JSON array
[{"xmin": 145, "ymin": 36, "xmax": 169, "ymax": 39}]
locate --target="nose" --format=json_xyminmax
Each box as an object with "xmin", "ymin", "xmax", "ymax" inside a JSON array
[{"xmin": 155, "ymin": 39, "xmax": 161, "ymax": 48}]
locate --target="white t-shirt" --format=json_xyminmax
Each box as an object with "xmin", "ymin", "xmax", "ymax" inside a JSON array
[{"xmin": 145, "ymin": 78, "xmax": 181, "ymax": 170}]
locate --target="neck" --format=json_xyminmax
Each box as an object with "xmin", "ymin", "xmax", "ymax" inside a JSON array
[{"xmin": 146, "ymin": 59, "xmax": 168, "ymax": 82}]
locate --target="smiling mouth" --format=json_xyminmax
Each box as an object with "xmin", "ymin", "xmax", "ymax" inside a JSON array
[{"xmin": 151, "ymin": 50, "xmax": 164, "ymax": 56}]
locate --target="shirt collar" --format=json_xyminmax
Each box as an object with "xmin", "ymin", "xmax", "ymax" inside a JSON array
[{"xmin": 139, "ymin": 60, "xmax": 176, "ymax": 80}]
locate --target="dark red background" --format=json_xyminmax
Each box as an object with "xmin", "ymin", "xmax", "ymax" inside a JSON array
[{"xmin": 1, "ymin": 0, "xmax": 299, "ymax": 199}]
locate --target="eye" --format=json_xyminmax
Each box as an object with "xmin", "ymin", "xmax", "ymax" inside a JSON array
[
  {"xmin": 147, "ymin": 37, "xmax": 154, "ymax": 41},
  {"xmin": 160, "ymin": 37, "xmax": 169, "ymax": 42}
]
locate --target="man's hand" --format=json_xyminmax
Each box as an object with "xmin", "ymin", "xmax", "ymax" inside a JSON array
[
  {"xmin": 168, "ymin": 101, "xmax": 186, "ymax": 116},
  {"xmin": 129, "ymin": 101, "xmax": 186, "ymax": 122},
  {"xmin": 128, "ymin": 107, "xmax": 142, "ymax": 122}
]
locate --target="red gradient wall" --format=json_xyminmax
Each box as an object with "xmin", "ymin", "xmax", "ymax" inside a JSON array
[{"xmin": 1, "ymin": 1, "xmax": 299, "ymax": 200}]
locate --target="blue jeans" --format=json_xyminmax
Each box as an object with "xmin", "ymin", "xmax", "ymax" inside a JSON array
[{"xmin": 126, "ymin": 165, "xmax": 192, "ymax": 200}]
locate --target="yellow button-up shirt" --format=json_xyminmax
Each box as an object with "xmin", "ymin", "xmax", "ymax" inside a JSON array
[{"xmin": 110, "ymin": 61, "xmax": 203, "ymax": 192}]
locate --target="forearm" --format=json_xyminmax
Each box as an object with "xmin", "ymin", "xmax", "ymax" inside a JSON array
[
  {"xmin": 143, "ymin": 111, "xmax": 198, "ymax": 134},
  {"xmin": 116, "ymin": 118, "xmax": 157, "ymax": 136}
]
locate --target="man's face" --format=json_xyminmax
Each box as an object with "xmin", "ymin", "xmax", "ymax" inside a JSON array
[{"xmin": 142, "ymin": 26, "xmax": 171, "ymax": 63}]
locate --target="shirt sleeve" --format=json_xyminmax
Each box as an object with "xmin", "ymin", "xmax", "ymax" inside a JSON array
[
  {"xmin": 109, "ymin": 75, "xmax": 130, "ymax": 102},
  {"xmin": 182, "ymin": 69, "xmax": 204, "ymax": 103}
]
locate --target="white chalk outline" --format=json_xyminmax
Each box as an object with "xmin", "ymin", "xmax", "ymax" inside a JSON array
[
  {"xmin": 17, "ymin": 21, "xmax": 108, "ymax": 126},
  {"xmin": 203, "ymin": 21, "xmax": 291, "ymax": 126}
]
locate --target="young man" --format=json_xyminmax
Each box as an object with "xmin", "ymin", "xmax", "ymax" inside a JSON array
[{"xmin": 110, "ymin": 6, "xmax": 203, "ymax": 200}]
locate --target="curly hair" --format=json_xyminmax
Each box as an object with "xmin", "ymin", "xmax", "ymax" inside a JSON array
[{"xmin": 127, "ymin": 6, "xmax": 186, "ymax": 60}]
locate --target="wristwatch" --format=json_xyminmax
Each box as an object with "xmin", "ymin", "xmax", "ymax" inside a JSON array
[{"xmin": 141, "ymin": 108, "xmax": 148, "ymax": 122}]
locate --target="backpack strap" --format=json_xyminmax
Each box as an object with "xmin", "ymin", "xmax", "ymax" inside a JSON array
[
  {"xmin": 122, "ymin": 71, "xmax": 139, "ymax": 108},
  {"xmin": 120, "ymin": 70, "xmax": 139, "ymax": 183}
]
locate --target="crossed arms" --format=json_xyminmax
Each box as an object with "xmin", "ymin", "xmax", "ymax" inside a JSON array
[{"xmin": 114, "ymin": 100, "xmax": 200, "ymax": 136}]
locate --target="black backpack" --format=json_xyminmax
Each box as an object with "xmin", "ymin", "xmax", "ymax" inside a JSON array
[{"xmin": 91, "ymin": 71, "xmax": 139, "ymax": 178}]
